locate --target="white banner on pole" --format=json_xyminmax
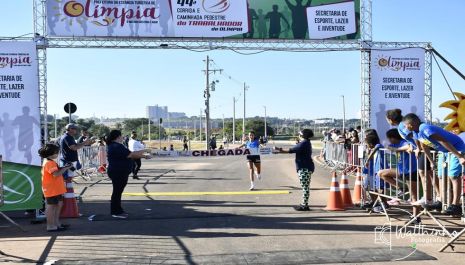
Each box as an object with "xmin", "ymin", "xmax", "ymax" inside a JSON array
[
  {"xmin": 306, "ymin": 0, "xmax": 356, "ymax": 39},
  {"xmin": 0, "ymin": 42, "xmax": 41, "ymax": 166},
  {"xmin": 47, "ymin": 0, "xmax": 249, "ymax": 38},
  {"xmin": 370, "ymin": 48, "xmax": 425, "ymax": 144}
]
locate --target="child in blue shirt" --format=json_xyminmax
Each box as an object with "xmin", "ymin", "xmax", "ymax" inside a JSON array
[
  {"xmin": 379, "ymin": 129, "xmax": 420, "ymax": 223},
  {"xmin": 363, "ymin": 131, "xmax": 386, "ymax": 213}
]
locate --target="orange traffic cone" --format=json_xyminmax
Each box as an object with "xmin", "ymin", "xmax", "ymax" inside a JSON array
[
  {"xmin": 324, "ymin": 172, "xmax": 345, "ymax": 211},
  {"xmin": 352, "ymin": 167, "xmax": 363, "ymax": 206},
  {"xmin": 60, "ymin": 178, "xmax": 79, "ymax": 218},
  {"xmin": 340, "ymin": 172, "xmax": 354, "ymax": 208}
]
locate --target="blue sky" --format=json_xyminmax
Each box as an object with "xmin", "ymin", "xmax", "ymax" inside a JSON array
[{"xmin": 1, "ymin": 0, "xmax": 464, "ymax": 121}]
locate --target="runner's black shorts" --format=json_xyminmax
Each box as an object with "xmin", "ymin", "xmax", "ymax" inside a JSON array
[
  {"xmin": 246, "ymin": 155, "xmax": 261, "ymax": 164},
  {"xmin": 46, "ymin": 195, "xmax": 64, "ymax": 205}
]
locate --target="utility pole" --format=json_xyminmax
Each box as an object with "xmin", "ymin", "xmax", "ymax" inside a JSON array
[
  {"xmin": 243, "ymin": 82, "xmax": 248, "ymax": 141},
  {"xmin": 158, "ymin": 118, "xmax": 162, "ymax": 150},
  {"xmin": 194, "ymin": 119, "xmax": 197, "ymax": 141},
  {"xmin": 203, "ymin": 56, "xmax": 222, "ymax": 150},
  {"xmin": 148, "ymin": 115, "xmax": 151, "ymax": 142},
  {"xmin": 233, "ymin": 97, "xmax": 236, "ymax": 144},
  {"xmin": 199, "ymin": 109, "xmax": 203, "ymax": 144},
  {"xmin": 263, "ymin": 106, "xmax": 267, "ymax": 138},
  {"xmin": 222, "ymin": 114, "xmax": 225, "ymax": 141},
  {"xmin": 141, "ymin": 119, "xmax": 144, "ymax": 139},
  {"xmin": 167, "ymin": 112, "xmax": 170, "ymax": 144}
]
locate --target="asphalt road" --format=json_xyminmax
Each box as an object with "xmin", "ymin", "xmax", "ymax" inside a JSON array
[{"xmin": 1, "ymin": 151, "xmax": 464, "ymax": 264}]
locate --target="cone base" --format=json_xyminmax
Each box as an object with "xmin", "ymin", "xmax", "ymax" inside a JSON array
[{"xmin": 61, "ymin": 200, "xmax": 80, "ymax": 218}]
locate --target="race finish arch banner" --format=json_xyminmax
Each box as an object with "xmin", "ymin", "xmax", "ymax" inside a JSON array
[
  {"xmin": 0, "ymin": 42, "xmax": 42, "ymax": 211},
  {"xmin": 47, "ymin": 0, "xmax": 360, "ymax": 40},
  {"xmin": 370, "ymin": 48, "xmax": 425, "ymax": 144},
  {"xmin": 154, "ymin": 147, "xmax": 275, "ymax": 157}
]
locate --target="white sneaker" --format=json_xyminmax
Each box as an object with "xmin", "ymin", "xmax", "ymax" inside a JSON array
[
  {"xmin": 249, "ymin": 182, "xmax": 255, "ymax": 190},
  {"xmin": 255, "ymin": 173, "xmax": 262, "ymax": 180},
  {"xmin": 112, "ymin": 213, "xmax": 128, "ymax": 219},
  {"xmin": 412, "ymin": 197, "xmax": 426, "ymax": 206}
]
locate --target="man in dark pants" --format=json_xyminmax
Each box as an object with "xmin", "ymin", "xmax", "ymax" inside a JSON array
[
  {"xmin": 106, "ymin": 130, "xmax": 150, "ymax": 218},
  {"xmin": 128, "ymin": 131, "xmax": 144, "ymax": 179}
]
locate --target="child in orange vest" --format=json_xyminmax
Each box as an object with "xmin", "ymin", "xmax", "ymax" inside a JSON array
[{"xmin": 39, "ymin": 144, "xmax": 73, "ymax": 232}]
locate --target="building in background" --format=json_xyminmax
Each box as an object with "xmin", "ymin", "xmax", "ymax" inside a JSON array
[
  {"xmin": 146, "ymin": 105, "xmax": 187, "ymax": 122},
  {"xmin": 146, "ymin": 105, "xmax": 168, "ymax": 121},
  {"xmin": 169, "ymin": 112, "xmax": 187, "ymax": 119}
]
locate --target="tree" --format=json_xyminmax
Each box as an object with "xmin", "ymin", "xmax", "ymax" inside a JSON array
[
  {"xmin": 223, "ymin": 121, "xmax": 242, "ymax": 140},
  {"xmin": 245, "ymin": 119, "xmax": 275, "ymax": 137},
  {"xmin": 76, "ymin": 118, "xmax": 96, "ymax": 131},
  {"xmin": 122, "ymin": 118, "xmax": 149, "ymax": 133},
  {"xmin": 89, "ymin": 124, "xmax": 111, "ymax": 138}
]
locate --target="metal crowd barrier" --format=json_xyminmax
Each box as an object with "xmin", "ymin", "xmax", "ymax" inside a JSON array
[
  {"xmin": 77, "ymin": 146, "xmax": 106, "ymax": 180},
  {"xmin": 322, "ymin": 141, "xmax": 362, "ymax": 173},
  {"xmin": 323, "ymin": 141, "xmax": 465, "ymax": 251}
]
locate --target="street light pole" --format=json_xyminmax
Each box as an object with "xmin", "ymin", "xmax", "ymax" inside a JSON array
[
  {"xmin": 158, "ymin": 118, "xmax": 161, "ymax": 149},
  {"xmin": 233, "ymin": 97, "xmax": 237, "ymax": 144},
  {"xmin": 243, "ymin": 83, "xmax": 248, "ymax": 141},
  {"xmin": 263, "ymin": 106, "xmax": 267, "ymax": 138},
  {"xmin": 222, "ymin": 114, "xmax": 225, "ymax": 141},
  {"xmin": 199, "ymin": 109, "xmax": 202, "ymax": 144},
  {"xmin": 194, "ymin": 119, "xmax": 197, "ymax": 141},
  {"xmin": 148, "ymin": 115, "xmax": 151, "ymax": 142},
  {"xmin": 341, "ymin": 95, "xmax": 346, "ymax": 133}
]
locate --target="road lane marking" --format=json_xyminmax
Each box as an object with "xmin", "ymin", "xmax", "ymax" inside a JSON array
[{"xmin": 123, "ymin": 190, "xmax": 291, "ymax": 196}]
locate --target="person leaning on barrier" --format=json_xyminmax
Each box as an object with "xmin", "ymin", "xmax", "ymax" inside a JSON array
[
  {"xmin": 274, "ymin": 129, "xmax": 315, "ymax": 211},
  {"xmin": 59, "ymin": 123, "xmax": 95, "ymax": 179},
  {"xmin": 349, "ymin": 129, "xmax": 360, "ymax": 144},
  {"xmin": 77, "ymin": 128, "xmax": 90, "ymax": 144},
  {"xmin": 362, "ymin": 130, "xmax": 388, "ymax": 213},
  {"xmin": 404, "ymin": 113, "xmax": 465, "ymax": 216},
  {"xmin": 106, "ymin": 130, "xmax": 151, "ymax": 219},
  {"xmin": 386, "ymin": 109, "xmax": 438, "ymax": 210},
  {"xmin": 379, "ymin": 129, "xmax": 420, "ymax": 224}
]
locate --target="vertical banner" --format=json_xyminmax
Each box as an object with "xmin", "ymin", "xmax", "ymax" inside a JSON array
[
  {"xmin": 0, "ymin": 42, "xmax": 42, "ymax": 211},
  {"xmin": 370, "ymin": 48, "xmax": 425, "ymax": 144}
]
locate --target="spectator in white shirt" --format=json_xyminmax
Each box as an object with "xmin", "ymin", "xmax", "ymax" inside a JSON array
[{"xmin": 128, "ymin": 131, "xmax": 145, "ymax": 180}]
